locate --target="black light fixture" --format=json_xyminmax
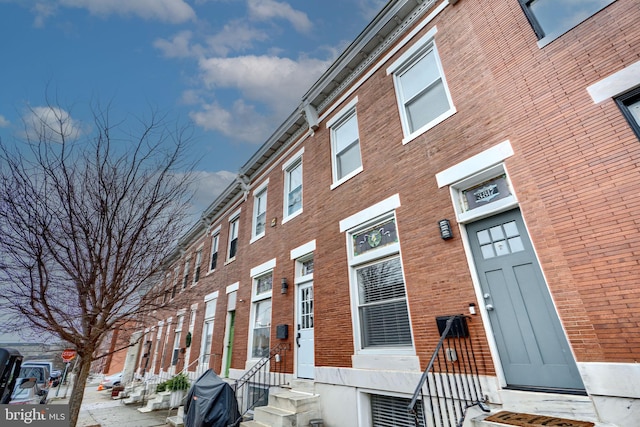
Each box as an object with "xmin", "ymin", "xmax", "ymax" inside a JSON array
[
  {"xmin": 281, "ymin": 277, "xmax": 288, "ymax": 294},
  {"xmin": 438, "ymin": 219, "xmax": 453, "ymax": 240}
]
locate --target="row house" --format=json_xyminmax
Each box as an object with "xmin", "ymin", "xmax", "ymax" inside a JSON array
[{"xmin": 129, "ymin": 0, "xmax": 640, "ymax": 426}]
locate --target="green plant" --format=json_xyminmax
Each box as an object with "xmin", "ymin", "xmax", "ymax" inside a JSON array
[
  {"xmin": 156, "ymin": 381, "xmax": 168, "ymax": 393},
  {"xmin": 166, "ymin": 373, "xmax": 190, "ymax": 391}
]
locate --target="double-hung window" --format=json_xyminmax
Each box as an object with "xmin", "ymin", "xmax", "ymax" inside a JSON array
[
  {"xmin": 169, "ymin": 271, "xmax": 176, "ymax": 300},
  {"xmin": 182, "ymin": 260, "xmax": 190, "ymax": 290},
  {"xmin": 283, "ymin": 149, "xmax": 303, "ymax": 221},
  {"xmin": 193, "ymin": 250, "xmax": 202, "ymax": 284},
  {"xmin": 387, "ymin": 28, "xmax": 454, "ymax": 144},
  {"xmin": 201, "ymin": 293, "xmax": 217, "ymax": 367},
  {"xmin": 252, "ymin": 181, "xmax": 268, "ymax": 241},
  {"xmin": 328, "ymin": 98, "xmax": 363, "ymax": 187},
  {"xmin": 249, "ymin": 259, "xmax": 275, "ymax": 359},
  {"xmin": 172, "ymin": 314, "xmax": 184, "ymax": 366},
  {"xmin": 210, "ymin": 228, "xmax": 220, "ymax": 271},
  {"xmin": 518, "ymin": 0, "xmax": 616, "ymax": 46},
  {"xmin": 615, "ymin": 86, "xmax": 640, "ymax": 139},
  {"xmin": 228, "ymin": 210, "xmax": 240, "ymax": 261},
  {"xmin": 340, "ymin": 195, "xmax": 413, "ymax": 354}
]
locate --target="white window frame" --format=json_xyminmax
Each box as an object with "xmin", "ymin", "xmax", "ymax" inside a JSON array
[
  {"xmin": 339, "ymin": 195, "xmax": 414, "ymax": 356},
  {"xmin": 249, "ymin": 258, "xmax": 276, "ymax": 360},
  {"xmin": 172, "ymin": 314, "xmax": 184, "ymax": 367},
  {"xmin": 251, "ymin": 180, "xmax": 269, "ymax": 242},
  {"xmin": 200, "ymin": 292, "xmax": 218, "ymax": 367},
  {"xmin": 327, "ymin": 97, "xmax": 363, "ymax": 189},
  {"xmin": 182, "ymin": 259, "xmax": 190, "ymax": 290},
  {"xmin": 387, "ymin": 27, "xmax": 455, "ymax": 145},
  {"xmin": 282, "ymin": 148, "xmax": 304, "ymax": 223},
  {"xmin": 193, "ymin": 248, "xmax": 203, "ymax": 285},
  {"xmin": 209, "ymin": 225, "xmax": 221, "ymax": 272},
  {"xmin": 227, "ymin": 208, "xmax": 241, "ymax": 262}
]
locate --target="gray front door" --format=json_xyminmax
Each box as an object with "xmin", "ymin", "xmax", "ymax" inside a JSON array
[{"xmin": 467, "ymin": 209, "xmax": 584, "ymax": 391}]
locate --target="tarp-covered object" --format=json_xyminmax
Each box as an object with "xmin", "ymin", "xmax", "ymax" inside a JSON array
[{"xmin": 184, "ymin": 369, "xmax": 241, "ymax": 427}]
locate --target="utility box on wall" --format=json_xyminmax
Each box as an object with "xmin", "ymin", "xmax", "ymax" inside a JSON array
[{"xmin": 276, "ymin": 324, "xmax": 288, "ymax": 339}]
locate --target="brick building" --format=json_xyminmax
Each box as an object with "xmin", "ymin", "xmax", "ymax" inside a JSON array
[{"xmin": 132, "ymin": 1, "xmax": 640, "ymax": 425}]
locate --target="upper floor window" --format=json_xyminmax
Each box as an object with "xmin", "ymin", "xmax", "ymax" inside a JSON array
[
  {"xmin": 228, "ymin": 210, "xmax": 240, "ymax": 261},
  {"xmin": 328, "ymin": 98, "xmax": 362, "ymax": 187},
  {"xmin": 252, "ymin": 181, "xmax": 268, "ymax": 241},
  {"xmin": 210, "ymin": 229, "xmax": 220, "ymax": 271},
  {"xmin": 182, "ymin": 260, "xmax": 190, "ymax": 290},
  {"xmin": 387, "ymin": 29, "xmax": 455, "ymax": 144},
  {"xmin": 615, "ymin": 86, "xmax": 640, "ymax": 139},
  {"xmin": 193, "ymin": 249, "xmax": 202, "ymax": 284},
  {"xmin": 283, "ymin": 150, "xmax": 303, "ymax": 221},
  {"xmin": 518, "ymin": 0, "xmax": 615, "ymax": 46}
]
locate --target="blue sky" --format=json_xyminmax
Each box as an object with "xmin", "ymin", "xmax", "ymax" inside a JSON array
[{"xmin": 0, "ymin": 0, "xmax": 385, "ymax": 221}]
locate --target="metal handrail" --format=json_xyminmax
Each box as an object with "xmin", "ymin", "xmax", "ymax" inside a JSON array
[
  {"xmin": 408, "ymin": 315, "xmax": 489, "ymax": 427},
  {"xmin": 232, "ymin": 343, "xmax": 288, "ymax": 424}
]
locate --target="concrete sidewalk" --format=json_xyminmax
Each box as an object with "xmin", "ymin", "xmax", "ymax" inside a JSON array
[{"xmin": 49, "ymin": 378, "xmax": 172, "ymax": 427}]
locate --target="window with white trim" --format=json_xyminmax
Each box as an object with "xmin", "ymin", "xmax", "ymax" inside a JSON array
[
  {"xmin": 387, "ymin": 30, "xmax": 454, "ymax": 143},
  {"xmin": 210, "ymin": 232, "xmax": 220, "ymax": 271},
  {"xmin": 284, "ymin": 157, "xmax": 303, "ymax": 219},
  {"xmin": 193, "ymin": 249, "xmax": 202, "ymax": 285},
  {"xmin": 228, "ymin": 213, "xmax": 240, "ymax": 261},
  {"xmin": 253, "ymin": 186, "xmax": 268, "ymax": 240},
  {"xmin": 347, "ymin": 214, "xmax": 412, "ymax": 352},
  {"xmin": 251, "ymin": 272, "xmax": 273, "ymax": 358},
  {"xmin": 329, "ymin": 105, "xmax": 362, "ymax": 185},
  {"xmin": 201, "ymin": 297, "xmax": 217, "ymax": 366},
  {"xmin": 172, "ymin": 315, "xmax": 184, "ymax": 366},
  {"xmin": 615, "ymin": 86, "xmax": 640, "ymax": 139},
  {"xmin": 182, "ymin": 260, "xmax": 190, "ymax": 290},
  {"xmin": 169, "ymin": 271, "xmax": 177, "ymax": 299},
  {"xmin": 518, "ymin": 0, "xmax": 615, "ymax": 46}
]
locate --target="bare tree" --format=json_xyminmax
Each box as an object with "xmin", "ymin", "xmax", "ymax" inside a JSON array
[{"xmin": 0, "ymin": 101, "xmax": 195, "ymax": 426}]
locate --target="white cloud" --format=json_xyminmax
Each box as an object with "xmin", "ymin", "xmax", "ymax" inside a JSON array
[
  {"xmin": 31, "ymin": 2, "xmax": 57, "ymax": 28},
  {"xmin": 190, "ymin": 100, "xmax": 274, "ymax": 144},
  {"xmin": 357, "ymin": 0, "xmax": 387, "ymax": 20},
  {"xmin": 0, "ymin": 115, "xmax": 10, "ymax": 128},
  {"xmin": 21, "ymin": 106, "xmax": 86, "ymax": 143},
  {"xmin": 59, "ymin": 0, "xmax": 196, "ymax": 24},
  {"xmin": 203, "ymin": 21, "xmax": 269, "ymax": 56},
  {"xmin": 188, "ymin": 169, "xmax": 236, "ymax": 219},
  {"xmin": 248, "ymin": 0, "xmax": 312, "ymax": 33},
  {"xmin": 198, "ymin": 54, "xmax": 330, "ymax": 118},
  {"xmin": 154, "ymin": 30, "xmax": 199, "ymax": 58}
]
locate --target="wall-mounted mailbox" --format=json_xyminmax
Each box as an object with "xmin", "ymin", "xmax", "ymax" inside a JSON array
[
  {"xmin": 436, "ymin": 315, "xmax": 469, "ymax": 338},
  {"xmin": 276, "ymin": 324, "xmax": 289, "ymax": 339}
]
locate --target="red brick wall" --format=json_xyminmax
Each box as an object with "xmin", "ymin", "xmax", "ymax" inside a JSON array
[{"xmin": 137, "ymin": 0, "xmax": 640, "ymax": 378}]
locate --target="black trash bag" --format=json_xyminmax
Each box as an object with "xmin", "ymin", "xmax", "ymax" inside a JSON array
[{"xmin": 183, "ymin": 369, "xmax": 241, "ymax": 427}]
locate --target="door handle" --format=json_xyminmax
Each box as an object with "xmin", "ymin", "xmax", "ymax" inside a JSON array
[
  {"xmin": 296, "ymin": 332, "xmax": 301, "ymax": 348},
  {"xmin": 485, "ymin": 304, "xmax": 494, "ymax": 311}
]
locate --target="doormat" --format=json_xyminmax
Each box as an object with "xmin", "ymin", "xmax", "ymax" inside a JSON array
[{"xmin": 484, "ymin": 411, "xmax": 595, "ymax": 427}]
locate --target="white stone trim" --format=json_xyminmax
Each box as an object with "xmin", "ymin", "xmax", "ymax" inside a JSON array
[{"xmin": 587, "ymin": 60, "xmax": 640, "ymax": 104}]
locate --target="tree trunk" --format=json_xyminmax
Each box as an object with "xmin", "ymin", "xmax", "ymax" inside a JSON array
[{"xmin": 68, "ymin": 355, "xmax": 93, "ymax": 427}]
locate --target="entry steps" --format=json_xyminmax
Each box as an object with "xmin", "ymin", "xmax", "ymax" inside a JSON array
[{"xmin": 241, "ymin": 380, "xmax": 322, "ymax": 427}]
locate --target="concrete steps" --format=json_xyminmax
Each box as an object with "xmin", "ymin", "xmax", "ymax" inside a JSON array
[{"xmin": 240, "ymin": 380, "xmax": 322, "ymax": 427}]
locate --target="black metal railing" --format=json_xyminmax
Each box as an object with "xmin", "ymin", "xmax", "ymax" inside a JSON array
[
  {"xmin": 408, "ymin": 315, "xmax": 489, "ymax": 427},
  {"xmin": 232, "ymin": 343, "xmax": 288, "ymax": 423}
]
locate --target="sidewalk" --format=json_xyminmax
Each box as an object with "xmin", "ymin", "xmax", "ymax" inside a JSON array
[{"xmin": 49, "ymin": 377, "xmax": 172, "ymax": 427}]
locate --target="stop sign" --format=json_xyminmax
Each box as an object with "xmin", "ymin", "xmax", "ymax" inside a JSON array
[{"xmin": 61, "ymin": 349, "xmax": 76, "ymax": 362}]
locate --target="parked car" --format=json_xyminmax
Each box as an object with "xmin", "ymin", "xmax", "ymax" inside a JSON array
[
  {"xmin": 9, "ymin": 378, "xmax": 48, "ymax": 404},
  {"xmin": 22, "ymin": 361, "xmax": 61, "ymax": 387},
  {"xmin": 18, "ymin": 365, "xmax": 50, "ymax": 389},
  {"xmin": 100, "ymin": 372, "xmax": 123, "ymax": 389}
]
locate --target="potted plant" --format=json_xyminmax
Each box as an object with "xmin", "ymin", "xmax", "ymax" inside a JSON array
[{"xmin": 167, "ymin": 373, "xmax": 189, "ymax": 407}]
